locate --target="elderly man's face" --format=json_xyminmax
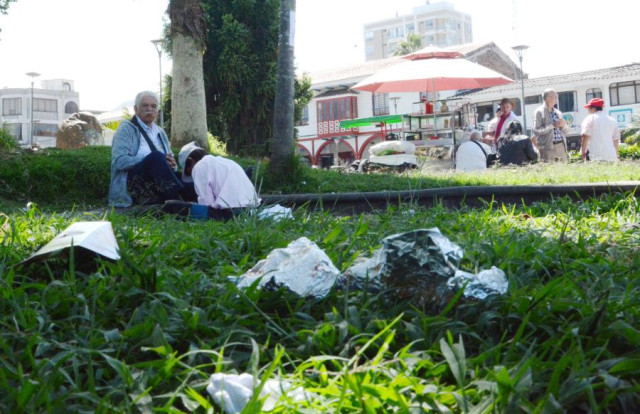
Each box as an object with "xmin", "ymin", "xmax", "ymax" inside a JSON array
[
  {"xmin": 134, "ymin": 95, "xmax": 158, "ymax": 126},
  {"xmin": 545, "ymin": 92, "xmax": 558, "ymax": 107}
]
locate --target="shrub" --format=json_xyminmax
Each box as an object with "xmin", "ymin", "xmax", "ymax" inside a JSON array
[
  {"xmin": 619, "ymin": 143, "xmax": 640, "ymax": 159},
  {"xmin": 0, "ymin": 126, "xmax": 20, "ymax": 151}
]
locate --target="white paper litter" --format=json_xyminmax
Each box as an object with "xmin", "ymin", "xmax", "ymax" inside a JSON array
[
  {"xmin": 257, "ymin": 204, "xmax": 293, "ymax": 222},
  {"xmin": 206, "ymin": 373, "xmax": 307, "ymax": 414},
  {"xmin": 22, "ymin": 221, "xmax": 120, "ymax": 265},
  {"xmin": 235, "ymin": 237, "xmax": 340, "ymax": 298}
]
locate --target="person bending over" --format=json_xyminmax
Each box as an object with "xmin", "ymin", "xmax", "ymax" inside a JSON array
[
  {"xmin": 108, "ymin": 91, "xmax": 186, "ymax": 207},
  {"xmin": 175, "ymin": 141, "xmax": 260, "ymax": 220}
]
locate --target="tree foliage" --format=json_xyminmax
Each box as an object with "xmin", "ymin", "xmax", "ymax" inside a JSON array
[
  {"xmin": 393, "ymin": 32, "xmax": 423, "ymax": 56},
  {"xmin": 202, "ymin": 0, "xmax": 280, "ymax": 156},
  {"xmin": 0, "ymin": 0, "xmax": 14, "ymax": 14}
]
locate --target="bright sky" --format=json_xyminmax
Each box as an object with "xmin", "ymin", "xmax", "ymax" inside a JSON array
[{"xmin": 0, "ymin": 0, "xmax": 637, "ymax": 111}]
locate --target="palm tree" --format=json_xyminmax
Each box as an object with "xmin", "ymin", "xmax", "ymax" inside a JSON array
[
  {"xmin": 168, "ymin": 0, "xmax": 209, "ymax": 149},
  {"xmin": 393, "ymin": 32, "xmax": 423, "ymax": 56}
]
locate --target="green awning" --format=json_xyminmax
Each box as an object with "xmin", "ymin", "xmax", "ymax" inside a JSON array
[{"xmin": 339, "ymin": 114, "xmax": 403, "ymax": 129}]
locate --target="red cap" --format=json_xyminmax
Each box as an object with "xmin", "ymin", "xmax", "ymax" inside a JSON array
[{"xmin": 584, "ymin": 98, "xmax": 604, "ymax": 108}]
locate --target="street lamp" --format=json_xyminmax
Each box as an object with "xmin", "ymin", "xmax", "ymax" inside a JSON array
[
  {"xmin": 26, "ymin": 72, "xmax": 40, "ymax": 147},
  {"xmin": 151, "ymin": 38, "xmax": 168, "ymax": 128},
  {"xmin": 511, "ymin": 44, "xmax": 529, "ymax": 134},
  {"xmin": 390, "ymin": 97, "xmax": 401, "ymax": 114}
]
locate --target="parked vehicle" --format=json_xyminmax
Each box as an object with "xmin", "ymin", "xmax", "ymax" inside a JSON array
[{"xmin": 453, "ymin": 63, "xmax": 640, "ymax": 150}]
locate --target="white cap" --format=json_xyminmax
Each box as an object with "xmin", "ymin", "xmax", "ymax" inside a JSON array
[{"xmin": 178, "ymin": 141, "xmax": 201, "ymax": 170}]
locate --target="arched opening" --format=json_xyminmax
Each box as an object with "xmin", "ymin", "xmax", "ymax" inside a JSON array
[
  {"xmin": 316, "ymin": 138, "xmax": 355, "ymax": 168},
  {"xmin": 295, "ymin": 145, "xmax": 313, "ymax": 166},
  {"xmin": 65, "ymin": 101, "xmax": 79, "ymax": 114}
]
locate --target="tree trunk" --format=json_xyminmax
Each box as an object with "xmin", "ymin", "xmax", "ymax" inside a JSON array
[
  {"xmin": 169, "ymin": 0, "xmax": 209, "ymax": 150},
  {"xmin": 269, "ymin": 0, "xmax": 296, "ymax": 174}
]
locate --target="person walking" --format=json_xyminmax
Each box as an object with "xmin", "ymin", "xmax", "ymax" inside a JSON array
[
  {"xmin": 580, "ymin": 98, "xmax": 620, "ymax": 161},
  {"xmin": 532, "ymin": 89, "xmax": 569, "ymax": 162}
]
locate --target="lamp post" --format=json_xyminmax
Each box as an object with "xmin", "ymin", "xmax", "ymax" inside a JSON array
[
  {"xmin": 511, "ymin": 45, "xmax": 529, "ymax": 134},
  {"xmin": 390, "ymin": 97, "xmax": 400, "ymax": 114},
  {"xmin": 151, "ymin": 39, "xmax": 168, "ymax": 128},
  {"xmin": 25, "ymin": 72, "xmax": 40, "ymax": 147}
]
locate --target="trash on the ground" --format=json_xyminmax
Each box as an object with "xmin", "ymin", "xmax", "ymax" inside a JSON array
[
  {"xmin": 20, "ymin": 221, "xmax": 120, "ymax": 266},
  {"xmin": 206, "ymin": 372, "xmax": 307, "ymax": 414},
  {"xmin": 341, "ymin": 228, "xmax": 508, "ymax": 306},
  {"xmin": 234, "ymin": 237, "xmax": 340, "ymax": 298},
  {"xmin": 257, "ymin": 204, "xmax": 293, "ymax": 222},
  {"xmin": 448, "ymin": 266, "xmax": 508, "ymax": 300}
]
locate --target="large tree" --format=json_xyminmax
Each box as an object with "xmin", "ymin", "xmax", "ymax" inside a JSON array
[
  {"xmin": 168, "ymin": 0, "xmax": 209, "ymax": 149},
  {"xmin": 202, "ymin": 0, "xmax": 280, "ymax": 155},
  {"xmin": 269, "ymin": 0, "xmax": 295, "ymax": 174}
]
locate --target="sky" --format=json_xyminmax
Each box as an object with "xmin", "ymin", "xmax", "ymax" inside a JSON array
[{"xmin": 0, "ymin": 0, "xmax": 637, "ymax": 111}]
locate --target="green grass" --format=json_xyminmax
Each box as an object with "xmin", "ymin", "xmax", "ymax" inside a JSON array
[
  {"xmin": 1, "ymin": 146, "xmax": 639, "ymax": 210},
  {"xmin": 0, "ymin": 148, "xmax": 639, "ymax": 411},
  {"xmin": 1, "ymin": 192, "xmax": 640, "ymax": 412}
]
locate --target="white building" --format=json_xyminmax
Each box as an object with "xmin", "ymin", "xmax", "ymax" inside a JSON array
[
  {"xmin": 364, "ymin": 1, "xmax": 472, "ymax": 61},
  {"xmin": 0, "ymin": 79, "xmax": 80, "ymax": 148},
  {"xmin": 296, "ymin": 43, "xmax": 518, "ymax": 167}
]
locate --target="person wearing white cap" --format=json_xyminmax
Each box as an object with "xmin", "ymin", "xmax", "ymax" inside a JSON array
[
  {"xmin": 178, "ymin": 141, "xmax": 260, "ymax": 218},
  {"xmin": 580, "ymin": 98, "xmax": 620, "ymax": 161}
]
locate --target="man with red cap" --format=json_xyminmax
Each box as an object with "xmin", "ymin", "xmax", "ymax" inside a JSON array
[{"xmin": 580, "ymin": 98, "xmax": 620, "ymax": 161}]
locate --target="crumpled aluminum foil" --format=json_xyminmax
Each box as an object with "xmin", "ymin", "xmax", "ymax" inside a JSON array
[
  {"xmin": 233, "ymin": 229, "xmax": 508, "ymax": 305},
  {"xmin": 234, "ymin": 237, "xmax": 340, "ymax": 298},
  {"xmin": 341, "ymin": 228, "xmax": 508, "ymax": 306},
  {"xmin": 448, "ymin": 267, "xmax": 509, "ymax": 300}
]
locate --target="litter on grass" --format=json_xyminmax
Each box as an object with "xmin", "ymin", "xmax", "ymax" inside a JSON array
[
  {"xmin": 206, "ymin": 373, "xmax": 307, "ymax": 414},
  {"xmin": 234, "ymin": 237, "xmax": 340, "ymax": 298},
  {"xmin": 233, "ymin": 228, "xmax": 508, "ymax": 304},
  {"xmin": 20, "ymin": 221, "xmax": 120, "ymax": 266}
]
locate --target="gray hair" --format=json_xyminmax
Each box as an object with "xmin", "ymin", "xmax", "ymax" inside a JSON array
[
  {"xmin": 542, "ymin": 88, "xmax": 556, "ymax": 101},
  {"xmin": 469, "ymin": 130, "xmax": 481, "ymax": 140},
  {"xmin": 135, "ymin": 91, "xmax": 159, "ymax": 107}
]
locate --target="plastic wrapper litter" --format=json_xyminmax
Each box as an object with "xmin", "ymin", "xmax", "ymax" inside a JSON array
[
  {"xmin": 234, "ymin": 237, "xmax": 340, "ymax": 298},
  {"xmin": 341, "ymin": 228, "xmax": 508, "ymax": 307}
]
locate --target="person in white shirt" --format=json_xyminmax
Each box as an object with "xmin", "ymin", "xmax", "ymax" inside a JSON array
[
  {"xmin": 456, "ymin": 131, "xmax": 492, "ymax": 172},
  {"xmin": 580, "ymin": 98, "xmax": 620, "ymax": 161},
  {"xmin": 177, "ymin": 141, "xmax": 260, "ymax": 219}
]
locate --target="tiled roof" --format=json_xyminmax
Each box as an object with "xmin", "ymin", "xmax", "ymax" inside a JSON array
[{"xmin": 458, "ymin": 63, "xmax": 640, "ymax": 99}]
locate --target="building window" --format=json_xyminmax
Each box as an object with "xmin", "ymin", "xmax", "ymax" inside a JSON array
[
  {"xmin": 316, "ymin": 97, "xmax": 358, "ymax": 122},
  {"xmin": 63, "ymin": 82, "xmax": 72, "ymax": 91},
  {"xmin": 557, "ymin": 91, "xmax": 577, "ymax": 112},
  {"xmin": 365, "ymin": 31, "xmax": 374, "ymax": 40},
  {"xmin": 34, "ymin": 123, "xmax": 58, "ymax": 137},
  {"xmin": 296, "ymin": 105, "xmax": 309, "ymax": 126},
  {"xmin": 33, "ymin": 98, "xmax": 58, "ymax": 113},
  {"xmin": 609, "ymin": 81, "xmax": 639, "ymax": 106},
  {"xmin": 372, "ymin": 93, "xmax": 389, "ymax": 116},
  {"xmin": 524, "ymin": 95, "xmax": 542, "ymax": 105},
  {"xmin": 406, "ymin": 23, "xmax": 415, "ymax": 34},
  {"xmin": 586, "ymin": 88, "xmax": 602, "ymax": 102},
  {"xmin": 3, "ymin": 123, "xmax": 22, "ymax": 141},
  {"xmin": 65, "ymin": 101, "xmax": 79, "ymax": 114},
  {"xmin": 2, "ymin": 98, "xmax": 22, "ymax": 116}
]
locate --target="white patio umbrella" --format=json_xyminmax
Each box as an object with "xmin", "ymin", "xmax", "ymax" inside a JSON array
[{"xmin": 352, "ymin": 48, "xmax": 513, "ymax": 93}]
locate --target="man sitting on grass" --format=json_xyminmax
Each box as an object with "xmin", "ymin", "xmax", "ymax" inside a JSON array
[{"xmin": 163, "ymin": 141, "xmax": 260, "ymax": 220}]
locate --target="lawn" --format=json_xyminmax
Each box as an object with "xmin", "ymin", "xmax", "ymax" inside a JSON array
[{"xmin": 0, "ymin": 147, "xmax": 639, "ymax": 412}]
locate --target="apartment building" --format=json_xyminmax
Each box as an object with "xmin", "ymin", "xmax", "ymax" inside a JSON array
[
  {"xmin": 364, "ymin": 1, "xmax": 472, "ymax": 61},
  {"xmin": 0, "ymin": 79, "xmax": 80, "ymax": 148}
]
